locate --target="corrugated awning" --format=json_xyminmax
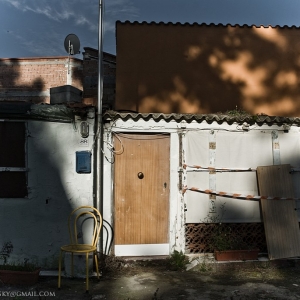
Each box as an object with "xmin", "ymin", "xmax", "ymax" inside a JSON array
[{"xmin": 103, "ymin": 110, "xmax": 300, "ymax": 126}]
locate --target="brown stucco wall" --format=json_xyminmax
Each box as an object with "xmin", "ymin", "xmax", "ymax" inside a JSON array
[{"xmin": 116, "ymin": 21, "xmax": 300, "ymax": 117}]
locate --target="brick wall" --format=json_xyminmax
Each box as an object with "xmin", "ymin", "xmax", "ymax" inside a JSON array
[
  {"xmin": 82, "ymin": 47, "xmax": 116, "ymax": 108},
  {"xmin": 0, "ymin": 57, "xmax": 83, "ymax": 104},
  {"xmin": 0, "ymin": 49, "xmax": 116, "ymax": 109}
]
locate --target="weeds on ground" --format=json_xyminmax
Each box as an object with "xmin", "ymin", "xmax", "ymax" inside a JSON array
[
  {"xmin": 168, "ymin": 250, "xmax": 189, "ymax": 271},
  {"xmin": 198, "ymin": 255, "xmax": 213, "ymax": 272},
  {"xmin": 0, "ymin": 241, "xmax": 39, "ymax": 272},
  {"xmin": 99, "ymin": 254, "xmax": 126, "ymax": 273}
]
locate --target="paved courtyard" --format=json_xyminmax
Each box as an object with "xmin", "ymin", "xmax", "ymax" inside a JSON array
[{"xmin": 1, "ymin": 255, "xmax": 300, "ymax": 299}]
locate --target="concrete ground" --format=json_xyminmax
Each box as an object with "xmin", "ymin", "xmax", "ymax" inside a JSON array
[{"xmin": 1, "ymin": 254, "xmax": 300, "ymax": 299}]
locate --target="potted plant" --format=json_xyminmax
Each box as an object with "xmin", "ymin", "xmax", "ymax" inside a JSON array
[
  {"xmin": 210, "ymin": 224, "xmax": 259, "ymax": 261},
  {"xmin": 0, "ymin": 241, "xmax": 40, "ymax": 285},
  {"xmin": 203, "ymin": 203, "xmax": 259, "ymax": 261}
]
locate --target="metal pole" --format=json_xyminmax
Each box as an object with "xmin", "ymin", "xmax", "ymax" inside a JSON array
[
  {"xmin": 97, "ymin": 0, "xmax": 103, "ymax": 210},
  {"xmin": 98, "ymin": 0, "xmax": 103, "ymax": 116},
  {"xmin": 95, "ymin": 0, "xmax": 104, "ymax": 255}
]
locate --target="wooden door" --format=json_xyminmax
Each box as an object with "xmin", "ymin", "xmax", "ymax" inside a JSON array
[{"xmin": 114, "ymin": 133, "xmax": 170, "ymax": 256}]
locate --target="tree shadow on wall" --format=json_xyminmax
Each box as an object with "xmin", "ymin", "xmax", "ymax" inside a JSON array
[
  {"xmin": 118, "ymin": 24, "xmax": 300, "ymax": 117},
  {"xmin": 0, "ymin": 59, "xmax": 47, "ymax": 103},
  {"xmin": 0, "ymin": 59, "xmax": 84, "ymax": 268},
  {"xmin": 0, "ymin": 57, "xmax": 83, "ymax": 104}
]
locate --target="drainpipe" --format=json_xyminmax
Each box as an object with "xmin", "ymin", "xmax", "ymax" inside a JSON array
[{"xmin": 96, "ymin": 0, "xmax": 104, "ymax": 244}]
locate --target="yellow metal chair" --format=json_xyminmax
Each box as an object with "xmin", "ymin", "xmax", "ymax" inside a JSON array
[{"xmin": 58, "ymin": 206, "xmax": 103, "ymax": 292}]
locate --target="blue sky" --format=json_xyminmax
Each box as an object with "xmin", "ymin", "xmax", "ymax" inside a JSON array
[{"xmin": 1, "ymin": 0, "xmax": 300, "ymax": 58}]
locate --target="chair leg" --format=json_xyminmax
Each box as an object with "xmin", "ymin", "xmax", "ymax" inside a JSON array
[
  {"xmin": 71, "ymin": 252, "xmax": 74, "ymax": 277},
  {"xmin": 86, "ymin": 252, "xmax": 89, "ymax": 292},
  {"xmin": 94, "ymin": 253, "xmax": 100, "ymax": 279},
  {"xmin": 58, "ymin": 250, "xmax": 62, "ymax": 289}
]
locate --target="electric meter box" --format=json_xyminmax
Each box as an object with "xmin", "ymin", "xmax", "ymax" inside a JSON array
[{"xmin": 76, "ymin": 151, "xmax": 91, "ymax": 173}]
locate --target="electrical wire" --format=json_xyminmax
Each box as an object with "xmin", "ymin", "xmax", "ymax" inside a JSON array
[{"xmin": 114, "ymin": 132, "xmax": 170, "ymax": 140}]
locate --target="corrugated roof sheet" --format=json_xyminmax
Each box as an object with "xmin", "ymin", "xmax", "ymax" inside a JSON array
[
  {"xmin": 116, "ymin": 20, "xmax": 300, "ymax": 29},
  {"xmin": 0, "ymin": 102, "xmax": 92, "ymax": 123},
  {"xmin": 103, "ymin": 110, "xmax": 300, "ymax": 126}
]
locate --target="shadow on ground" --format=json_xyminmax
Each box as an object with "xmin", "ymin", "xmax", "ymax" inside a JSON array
[{"xmin": 1, "ymin": 257, "xmax": 300, "ymax": 299}]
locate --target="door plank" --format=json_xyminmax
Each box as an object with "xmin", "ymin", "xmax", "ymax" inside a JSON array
[{"xmin": 257, "ymin": 164, "xmax": 300, "ymax": 260}]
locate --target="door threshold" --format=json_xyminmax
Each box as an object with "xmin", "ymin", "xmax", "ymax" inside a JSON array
[
  {"xmin": 121, "ymin": 255, "xmax": 169, "ymax": 261},
  {"xmin": 115, "ymin": 244, "xmax": 169, "ymax": 256}
]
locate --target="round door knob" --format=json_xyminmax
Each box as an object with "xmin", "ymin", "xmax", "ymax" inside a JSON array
[{"xmin": 137, "ymin": 172, "xmax": 144, "ymax": 179}]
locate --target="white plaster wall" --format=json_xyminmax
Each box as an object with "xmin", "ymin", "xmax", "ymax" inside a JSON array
[
  {"xmin": 183, "ymin": 122, "xmax": 300, "ymax": 223},
  {"xmin": 0, "ymin": 111, "xmax": 95, "ymax": 267},
  {"xmin": 102, "ymin": 118, "xmax": 300, "ymax": 256}
]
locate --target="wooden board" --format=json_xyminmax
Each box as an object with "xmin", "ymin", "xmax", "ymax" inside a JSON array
[
  {"xmin": 114, "ymin": 133, "xmax": 170, "ymax": 246},
  {"xmin": 257, "ymin": 164, "xmax": 300, "ymax": 260}
]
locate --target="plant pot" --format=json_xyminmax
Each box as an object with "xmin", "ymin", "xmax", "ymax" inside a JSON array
[
  {"xmin": 0, "ymin": 268, "xmax": 41, "ymax": 285},
  {"xmin": 214, "ymin": 249, "xmax": 259, "ymax": 261}
]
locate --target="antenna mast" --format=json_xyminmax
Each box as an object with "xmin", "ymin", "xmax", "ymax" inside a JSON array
[{"xmin": 64, "ymin": 34, "xmax": 80, "ymax": 75}]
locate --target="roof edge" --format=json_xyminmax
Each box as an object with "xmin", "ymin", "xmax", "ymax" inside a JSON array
[
  {"xmin": 103, "ymin": 111, "xmax": 300, "ymax": 126},
  {"xmin": 116, "ymin": 20, "xmax": 300, "ymax": 29}
]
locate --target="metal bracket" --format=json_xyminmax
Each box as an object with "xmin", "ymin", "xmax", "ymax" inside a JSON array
[{"xmin": 209, "ymin": 142, "xmax": 216, "ymax": 150}]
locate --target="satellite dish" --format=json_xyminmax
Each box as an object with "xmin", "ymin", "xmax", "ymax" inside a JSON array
[{"xmin": 64, "ymin": 34, "xmax": 80, "ymax": 55}]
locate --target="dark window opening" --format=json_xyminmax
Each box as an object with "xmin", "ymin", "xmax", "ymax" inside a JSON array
[{"xmin": 0, "ymin": 122, "xmax": 27, "ymax": 198}]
